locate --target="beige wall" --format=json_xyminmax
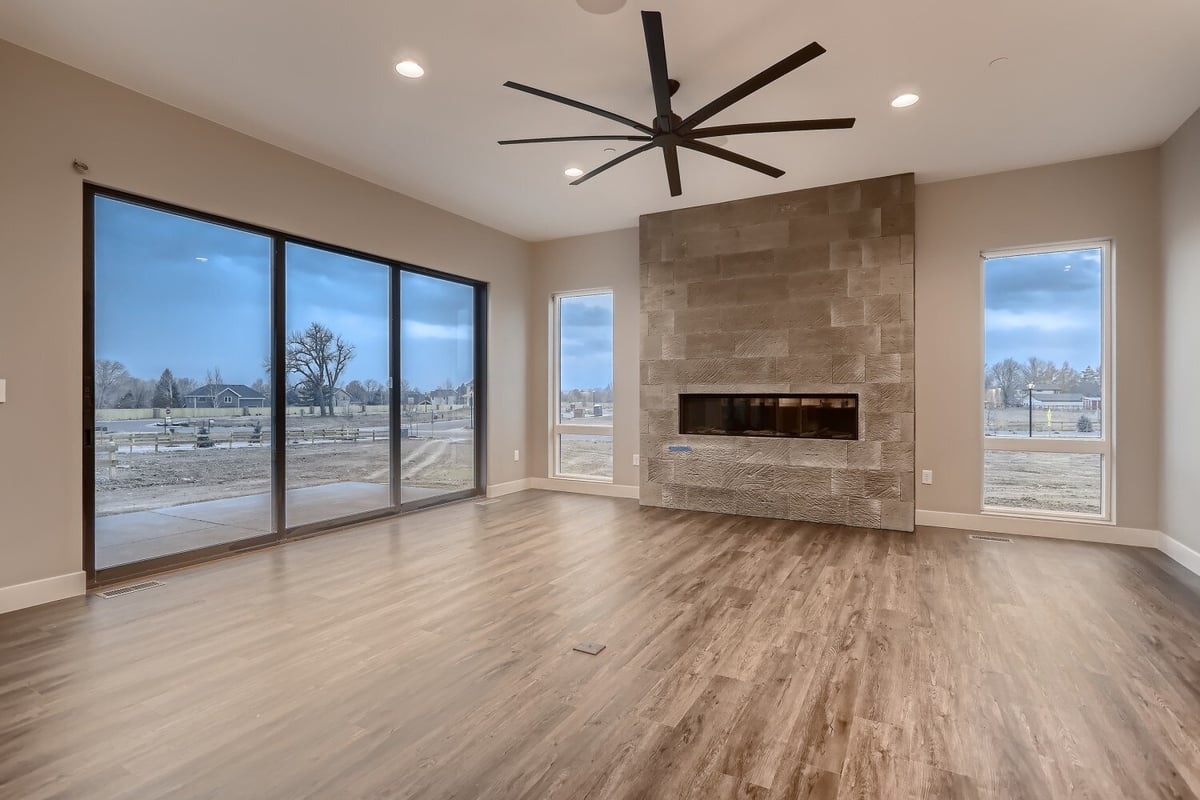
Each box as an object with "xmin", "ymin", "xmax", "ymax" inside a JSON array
[
  {"xmin": 0, "ymin": 41, "xmax": 531, "ymax": 591},
  {"xmin": 1161, "ymin": 108, "xmax": 1200, "ymax": 551},
  {"xmin": 528, "ymin": 229, "xmax": 640, "ymax": 488},
  {"xmin": 915, "ymin": 150, "xmax": 1162, "ymax": 532}
]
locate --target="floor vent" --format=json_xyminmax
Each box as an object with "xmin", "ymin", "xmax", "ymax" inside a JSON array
[
  {"xmin": 969, "ymin": 534, "xmax": 1013, "ymax": 543},
  {"xmin": 97, "ymin": 580, "xmax": 165, "ymax": 598}
]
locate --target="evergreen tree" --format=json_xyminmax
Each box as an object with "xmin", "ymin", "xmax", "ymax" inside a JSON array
[{"xmin": 152, "ymin": 368, "xmax": 179, "ymax": 408}]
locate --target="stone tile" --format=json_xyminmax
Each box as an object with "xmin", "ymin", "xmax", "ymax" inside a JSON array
[
  {"xmin": 845, "ymin": 498, "xmax": 883, "ymax": 529},
  {"xmin": 789, "ymin": 214, "xmax": 851, "ymax": 246},
  {"xmin": 847, "ymin": 268, "xmax": 881, "ymax": 297},
  {"xmin": 845, "ymin": 208, "xmax": 882, "ymax": 239},
  {"xmin": 880, "ymin": 442, "xmax": 915, "ymax": 472},
  {"xmin": 846, "ymin": 441, "xmax": 882, "ymax": 469},
  {"xmin": 862, "ymin": 236, "xmax": 902, "ymax": 268},
  {"xmin": 830, "ymin": 297, "xmax": 865, "ymax": 327},
  {"xmin": 866, "ymin": 383, "xmax": 915, "ymax": 413},
  {"xmin": 880, "ymin": 265, "xmax": 914, "ymax": 295},
  {"xmin": 864, "ymin": 295, "xmax": 902, "ymax": 325},
  {"xmin": 830, "ymin": 240, "xmax": 863, "ymax": 270},
  {"xmin": 900, "ymin": 234, "xmax": 915, "ymax": 265},
  {"xmin": 880, "ymin": 322, "xmax": 915, "ymax": 354},
  {"xmin": 645, "ymin": 309, "xmax": 675, "ymax": 337},
  {"xmin": 828, "ymin": 182, "xmax": 861, "ymax": 214},
  {"xmin": 860, "ymin": 175, "xmax": 907, "ymax": 208},
  {"xmin": 662, "ymin": 335, "xmax": 685, "ymax": 360},
  {"xmin": 784, "ymin": 441, "xmax": 849, "ymax": 469},
  {"xmin": 685, "ymin": 331, "xmax": 788, "ymax": 359},
  {"xmin": 788, "ymin": 270, "xmax": 849, "ymax": 298},
  {"xmin": 832, "ymin": 354, "xmax": 866, "ymax": 383},
  {"xmin": 863, "ymin": 472, "xmax": 901, "ymax": 499},
  {"xmin": 687, "ymin": 276, "xmax": 791, "ymax": 308},
  {"xmin": 776, "ymin": 354, "xmax": 834, "ymax": 383},
  {"xmin": 787, "ymin": 494, "xmax": 848, "ymax": 524},
  {"xmin": 832, "ymin": 469, "xmax": 866, "ymax": 497},
  {"xmin": 674, "ymin": 256, "xmax": 720, "ymax": 281},
  {"xmin": 882, "ymin": 202, "xmax": 915, "ymax": 237},
  {"xmin": 881, "ymin": 499, "xmax": 914, "ymax": 532},
  {"xmin": 773, "ymin": 244, "xmax": 831, "ymax": 273},
  {"xmin": 899, "ymin": 292, "xmax": 914, "ymax": 322},
  {"xmin": 642, "ymin": 333, "xmax": 663, "ymax": 360},
  {"xmin": 719, "ymin": 250, "xmax": 776, "ymax": 278},
  {"xmin": 865, "ymin": 354, "xmax": 902, "ymax": 383}
]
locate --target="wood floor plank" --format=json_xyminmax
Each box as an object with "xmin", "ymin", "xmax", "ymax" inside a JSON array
[{"xmin": 1, "ymin": 491, "xmax": 1198, "ymax": 799}]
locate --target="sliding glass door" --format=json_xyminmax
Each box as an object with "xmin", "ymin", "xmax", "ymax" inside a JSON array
[
  {"xmin": 86, "ymin": 188, "xmax": 485, "ymax": 581},
  {"xmin": 90, "ymin": 195, "xmax": 274, "ymax": 570},
  {"xmin": 399, "ymin": 272, "xmax": 477, "ymax": 506},
  {"xmin": 285, "ymin": 243, "xmax": 394, "ymax": 528}
]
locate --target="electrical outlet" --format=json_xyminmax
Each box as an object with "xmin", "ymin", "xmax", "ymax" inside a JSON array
[
  {"xmin": 513, "ymin": 449, "xmax": 520, "ymax": 462},
  {"xmin": 921, "ymin": 469, "xmax": 933, "ymax": 485},
  {"xmin": 632, "ymin": 454, "xmax": 640, "ymax": 466}
]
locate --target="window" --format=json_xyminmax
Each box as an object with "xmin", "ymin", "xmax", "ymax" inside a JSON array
[
  {"xmin": 552, "ymin": 290, "xmax": 614, "ymax": 480},
  {"xmin": 982, "ymin": 241, "xmax": 1111, "ymax": 519},
  {"xmin": 86, "ymin": 187, "xmax": 486, "ymax": 580}
]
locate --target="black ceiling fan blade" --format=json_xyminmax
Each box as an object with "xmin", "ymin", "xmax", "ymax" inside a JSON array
[
  {"xmin": 642, "ymin": 10, "xmax": 674, "ymax": 131},
  {"xmin": 678, "ymin": 42, "xmax": 827, "ymax": 133},
  {"xmin": 498, "ymin": 134, "xmax": 653, "ymax": 145},
  {"xmin": 662, "ymin": 144, "xmax": 682, "ymax": 197},
  {"xmin": 570, "ymin": 142, "xmax": 657, "ymax": 186},
  {"xmin": 690, "ymin": 118, "xmax": 856, "ymax": 138},
  {"xmin": 679, "ymin": 139, "xmax": 785, "ymax": 179},
  {"xmin": 503, "ymin": 81, "xmax": 654, "ymax": 135}
]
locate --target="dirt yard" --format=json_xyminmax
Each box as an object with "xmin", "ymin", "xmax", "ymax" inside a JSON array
[
  {"xmin": 983, "ymin": 451, "xmax": 1102, "ymax": 514},
  {"xmin": 95, "ymin": 434, "xmax": 474, "ymax": 515}
]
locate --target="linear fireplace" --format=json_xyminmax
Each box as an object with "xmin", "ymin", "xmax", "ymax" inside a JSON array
[{"xmin": 679, "ymin": 393, "xmax": 859, "ymax": 440}]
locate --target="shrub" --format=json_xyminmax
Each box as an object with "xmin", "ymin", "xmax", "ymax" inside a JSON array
[{"xmin": 1077, "ymin": 415, "xmax": 1094, "ymax": 433}]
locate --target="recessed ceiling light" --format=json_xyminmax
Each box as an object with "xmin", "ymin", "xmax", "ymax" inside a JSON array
[
  {"xmin": 395, "ymin": 60, "xmax": 425, "ymax": 79},
  {"xmin": 564, "ymin": 167, "xmax": 584, "ymax": 178},
  {"xmin": 891, "ymin": 93, "xmax": 919, "ymax": 108},
  {"xmin": 577, "ymin": 0, "xmax": 627, "ymax": 14},
  {"xmin": 195, "ymin": 257, "xmax": 208, "ymax": 262},
  {"xmin": 603, "ymin": 147, "xmax": 616, "ymax": 154}
]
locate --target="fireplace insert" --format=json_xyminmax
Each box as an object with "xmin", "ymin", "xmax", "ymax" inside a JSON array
[{"xmin": 678, "ymin": 393, "xmax": 858, "ymax": 440}]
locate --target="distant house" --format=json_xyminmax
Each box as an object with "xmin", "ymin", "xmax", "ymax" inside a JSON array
[
  {"xmin": 429, "ymin": 387, "xmax": 459, "ymax": 405},
  {"xmin": 331, "ymin": 387, "xmax": 354, "ymax": 408},
  {"xmin": 184, "ymin": 383, "xmax": 267, "ymax": 409},
  {"xmin": 1026, "ymin": 392, "xmax": 1086, "ymax": 410}
]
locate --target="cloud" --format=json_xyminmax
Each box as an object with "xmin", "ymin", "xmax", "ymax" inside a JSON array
[
  {"xmin": 986, "ymin": 309, "xmax": 1092, "ymax": 332},
  {"xmin": 404, "ymin": 320, "xmax": 471, "ymax": 341}
]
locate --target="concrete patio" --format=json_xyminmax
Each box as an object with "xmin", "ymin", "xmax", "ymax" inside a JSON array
[{"xmin": 95, "ymin": 482, "xmax": 447, "ymax": 569}]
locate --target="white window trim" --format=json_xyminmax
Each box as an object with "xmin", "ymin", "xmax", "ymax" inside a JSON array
[
  {"xmin": 551, "ymin": 288, "xmax": 614, "ymax": 483},
  {"xmin": 979, "ymin": 239, "xmax": 1115, "ymax": 523}
]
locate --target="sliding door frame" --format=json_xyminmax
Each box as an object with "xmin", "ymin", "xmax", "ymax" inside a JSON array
[{"xmin": 82, "ymin": 184, "xmax": 487, "ymax": 586}]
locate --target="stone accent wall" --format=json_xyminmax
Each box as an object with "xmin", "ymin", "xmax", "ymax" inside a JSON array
[{"xmin": 639, "ymin": 174, "xmax": 915, "ymax": 531}]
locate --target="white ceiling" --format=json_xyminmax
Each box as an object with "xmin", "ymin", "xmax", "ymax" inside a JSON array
[{"xmin": 2, "ymin": 0, "xmax": 1199, "ymax": 241}]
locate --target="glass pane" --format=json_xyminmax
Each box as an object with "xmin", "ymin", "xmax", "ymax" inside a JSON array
[
  {"xmin": 983, "ymin": 248, "xmax": 1103, "ymax": 439},
  {"xmin": 984, "ymin": 451, "xmax": 1102, "ymax": 515},
  {"xmin": 285, "ymin": 243, "xmax": 391, "ymax": 526},
  {"xmin": 558, "ymin": 293, "xmax": 614, "ymax": 427},
  {"xmin": 93, "ymin": 196, "xmax": 272, "ymax": 569},
  {"xmin": 399, "ymin": 272, "xmax": 476, "ymax": 503},
  {"xmin": 559, "ymin": 434, "xmax": 613, "ymax": 479}
]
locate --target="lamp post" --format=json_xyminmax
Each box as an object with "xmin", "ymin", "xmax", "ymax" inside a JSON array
[{"xmin": 1027, "ymin": 383, "xmax": 1035, "ymax": 437}]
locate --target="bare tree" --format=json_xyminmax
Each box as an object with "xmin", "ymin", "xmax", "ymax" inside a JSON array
[
  {"xmin": 989, "ymin": 358, "xmax": 1024, "ymax": 407},
  {"xmin": 94, "ymin": 359, "xmax": 130, "ymax": 408},
  {"xmin": 175, "ymin": 377, "xmax": 199, "ymax": 404},
  {"xmin": 285, "ymin": 322, "xmax": 355, "ymax": 417},
  {"xmin": 202, "ymin": 367, "xmax": 224, "ymax": 408}
]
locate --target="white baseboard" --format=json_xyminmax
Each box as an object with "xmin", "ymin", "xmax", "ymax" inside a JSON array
[
  {"xmin": 0, "ymin": 571, "xmax": 87, "ymax": 615},
  {"xmin": 1159, "ymin": 532, "xmax": 1200, "ymax": 578},
  {"xmin": 915, "ymin": 509, "xmax": 1159, "ymax": 547},
  {"xmin": 529, "ymin": 477, "xmax": 640, "ymax": 499},
  {"xmin": 486, "ymin": 478, "xmax": 533, "ymax": 498}
]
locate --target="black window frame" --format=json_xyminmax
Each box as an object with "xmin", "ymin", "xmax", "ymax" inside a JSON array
[{"xmin": 83, "ymin": 184, "xmax": 488, "ymax": 586}]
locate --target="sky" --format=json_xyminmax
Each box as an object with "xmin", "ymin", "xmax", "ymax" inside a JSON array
[
  {"xmin": 983, "ymin": 247, "xmax": 1103, "ymax": 370},
  {"xmin": 559, "ymin": 292, "xmax": 613, "ymax": 391},
  {"xmin": 94, "ymin": 196, "xmax": 474, "ymax": 391}
]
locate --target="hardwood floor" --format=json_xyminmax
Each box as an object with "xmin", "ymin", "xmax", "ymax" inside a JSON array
[{"xmin": 2, "ymin": 490, "xmax": 1199, "ymax": 799}]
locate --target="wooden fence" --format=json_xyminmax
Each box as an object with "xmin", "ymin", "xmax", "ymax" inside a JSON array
[{"xmin": 97, "ymin": 428, "xmax": 389, "ymax": 456}]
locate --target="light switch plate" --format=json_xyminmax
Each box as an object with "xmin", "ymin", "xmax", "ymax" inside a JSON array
[
  {"xmin": 632, "ymin": 454, "xmax": 640, "ymax": 466},
  {"xmin": 0, "ymin": 378, "xmax": 6, "ymax": 404},
  {"xmin": 513, "ymin": 449, "xmax": 520, "ymax": 462},
  {"xmin": 921, "ymin": 469, "xmax": 933, "ymax": 485}
]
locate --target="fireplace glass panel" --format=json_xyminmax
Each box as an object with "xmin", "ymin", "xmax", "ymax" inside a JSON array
[{"xmin": 678, "ymin": 394, "xmax": 858, "ymax": 439}]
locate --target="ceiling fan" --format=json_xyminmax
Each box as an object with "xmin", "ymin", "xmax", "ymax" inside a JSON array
[{"xmin": 498, "ymin": 10, "xmax": 855, "ymax": 197}]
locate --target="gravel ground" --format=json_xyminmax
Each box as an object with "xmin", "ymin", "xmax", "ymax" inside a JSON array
[{"xmin": 983, "ymin": 450, "xmax": 1102, "ymax": 514}]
